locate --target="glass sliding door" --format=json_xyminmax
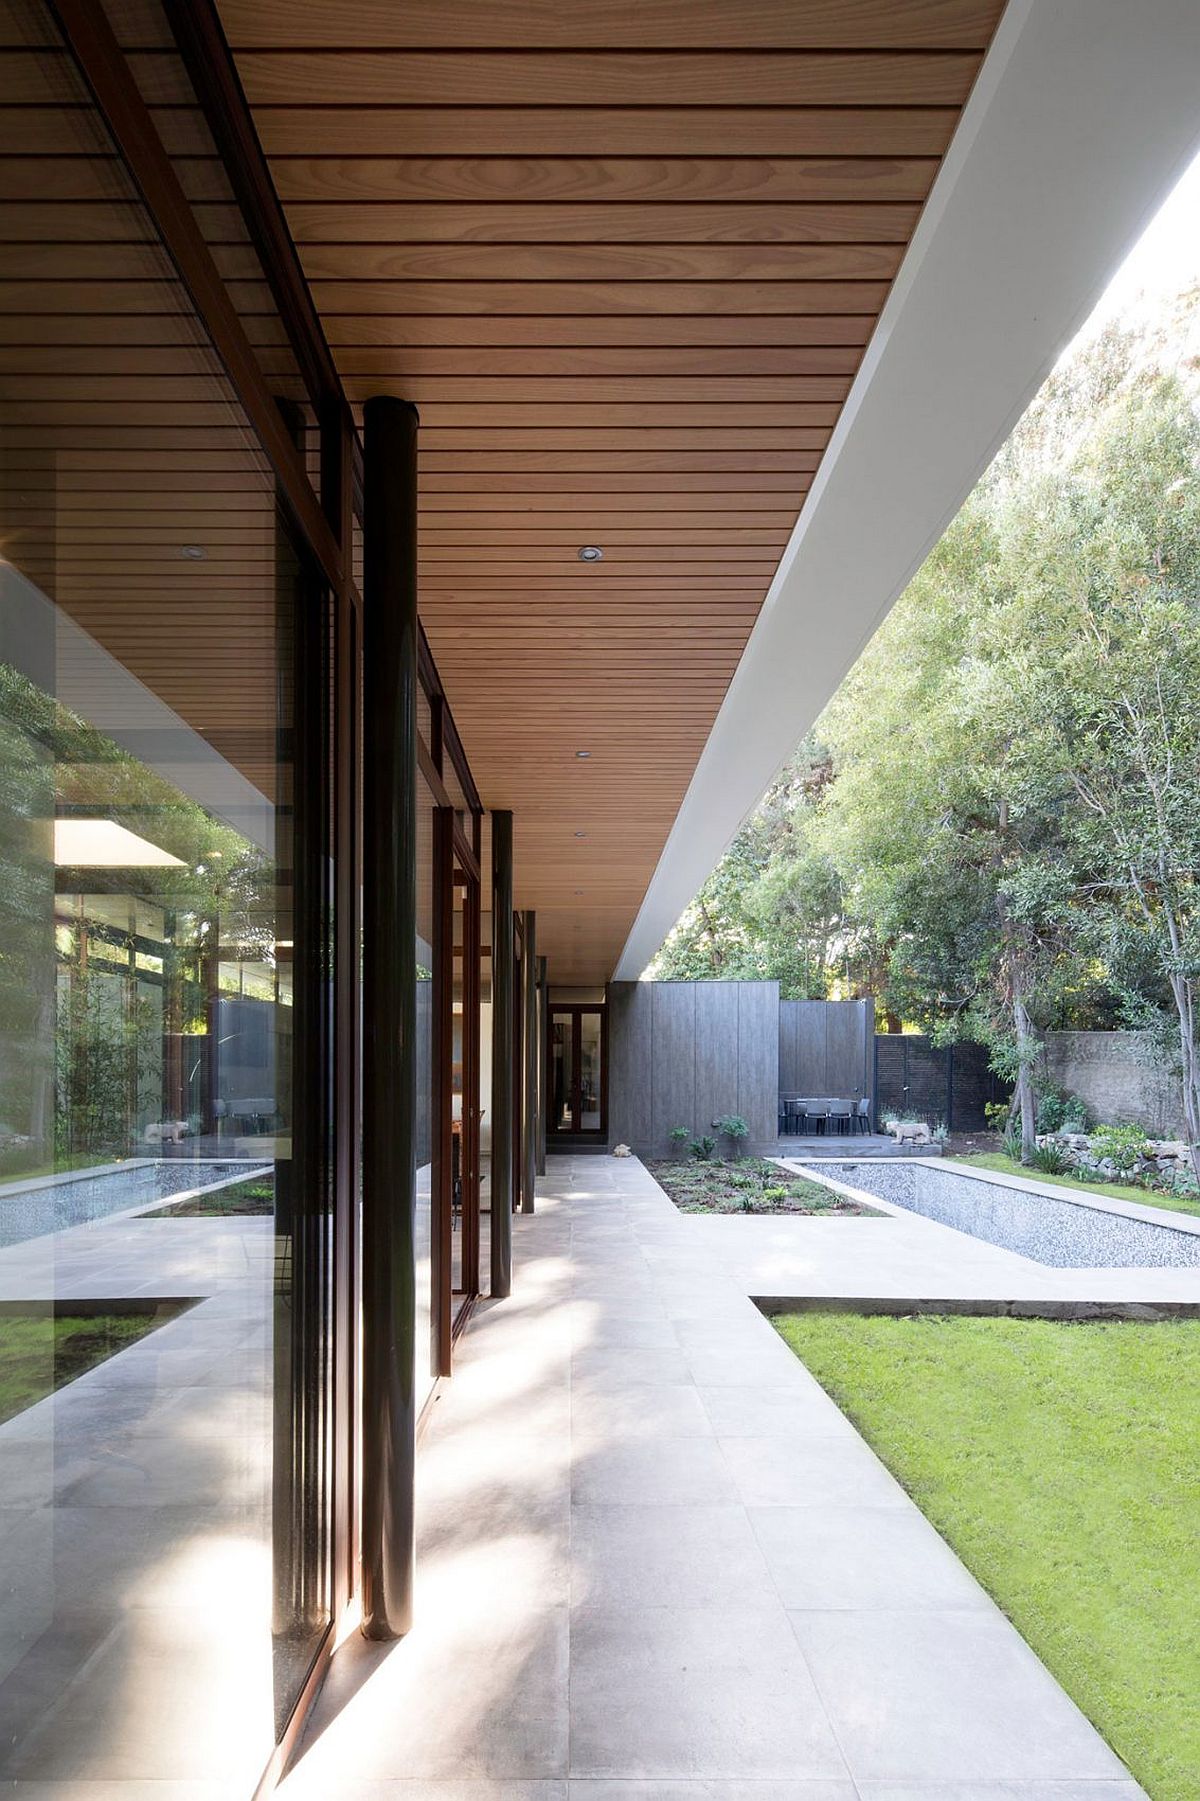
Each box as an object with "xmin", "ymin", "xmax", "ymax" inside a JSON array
[
  {"xmin": 548, "ymin": 1007, "xmax": 607, "ymax": 1139},
  {"xmin": 0, "ymin": 12, "xmax": 337, "ymax": 1787}
]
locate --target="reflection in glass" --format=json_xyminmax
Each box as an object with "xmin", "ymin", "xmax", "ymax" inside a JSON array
[
  {"xmin": 415, "ymin": 778, "xmax": 435, "ymax": 1406},
  {"xmin": 579, "ymin": 1012, "xmax": 603, "ymax": 1132},
  {"xmin": 552, "ymin": 1016, "xmax": 574, "ymax": 1132}
]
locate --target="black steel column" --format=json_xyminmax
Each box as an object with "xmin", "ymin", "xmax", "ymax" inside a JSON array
[
  {"xmin": 490, "ymin": 811, "xmax": 514, "ymax": 1297},
  {"xmin": 522, "ymin": 911, "xmax": 538, "ymax": 1214},
  {"xmin": 360, "ymin": 395, "xmax": 419, "ymax": 1640},
  {"xmin": 536, "ymin": 955, "xmax": 548, "ymax": 1177}
]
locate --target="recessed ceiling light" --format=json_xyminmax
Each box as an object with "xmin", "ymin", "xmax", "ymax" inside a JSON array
[
  {"xmin": 54, "ymin": 819, "xmax": 186, "ymax": 868},
  {"xmin": 577, "ymin": 544, "xmax": 603, "ymax": 562},
  {"xmin": 574, "ymin": 830, "xmax": 587, "ymax": 838},
  {"xmin": 180, "ymin": 544, "xmax": 207, "ymax": 561},
  {"xmin": 575, "ymin": 749, "xmax": 591, "ymax": 759}
]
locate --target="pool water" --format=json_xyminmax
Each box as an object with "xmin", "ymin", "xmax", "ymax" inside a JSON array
[
  {"xmin": 0, "ymin": 1160, "xmax": 271, "ymax": 1248},
  {"xmin": 815, "ymin": 1159, "xmax": 1200, "ymax": 1269}
]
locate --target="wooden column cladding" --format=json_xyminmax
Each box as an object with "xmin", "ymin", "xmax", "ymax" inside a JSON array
[{"xmin": 360, "ymin": 394, "xmax": 419, "ymax": 1641}]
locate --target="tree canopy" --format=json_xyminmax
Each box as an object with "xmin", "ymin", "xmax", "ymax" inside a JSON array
[{"xmin": 650, "ymin": 293, "xmax": 1200, "ymax": 1161}]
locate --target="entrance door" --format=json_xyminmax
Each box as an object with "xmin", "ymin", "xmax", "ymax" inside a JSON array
[{"xmin": 549, "ymin": 1005, "xmax": 606, "ymax": 1138}]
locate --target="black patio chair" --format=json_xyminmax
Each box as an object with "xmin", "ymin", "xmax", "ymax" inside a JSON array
[
  {"xmin": 828, "ymin": 1101, "xmax": 853, "ymax": 1136},
  {"xmin": 855, "ymin": 1097, "xmax": 873, "ymax": 1135}
]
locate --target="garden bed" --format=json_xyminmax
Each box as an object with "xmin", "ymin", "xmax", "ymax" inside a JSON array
[
  {"xmin": 143, "ymin": 1172, "xmax": 274, "ymax": 1217},
  {"xmin": 0, "ymin": 1299, "xmax": 193, "ymax": 1423},
  {"xmin": 950, "ymin": 1149, "xmax": 1200, "ymax": 1220},
  {"xmin": 774, "ymin": 1311, "xmax": 1200, "ymax": 1799},
  {"xmin": 646, "ymin": 1157, "xmax": 875, "ymax": 1215}
]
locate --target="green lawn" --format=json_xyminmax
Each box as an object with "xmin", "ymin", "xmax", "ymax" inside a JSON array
[
  {"xmin": 949, "ymin": 1149, "xmax": 1200, "ymax": 1220},
  {"xmin": 647, "ymin": 1157, "xmax": 874, "ymax": 1215},
  {"xmin": 0, "ymin": 1306, "xmax": 188, "ymax": 1423},
  {"xmin": 775, "ymin": 1311, "xmax": 1200, "ymax": 1801}
]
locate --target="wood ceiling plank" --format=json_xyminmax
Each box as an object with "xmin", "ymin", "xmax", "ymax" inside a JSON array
[
  {"xmin": 419, "ymin": 503, "xmax": 802, "ymax": 522},
  {"xmin": 324, "ymin": 313, "xmax": 876, "ymax": 348},
  {"xmin": 339, "ymin": 375, "xmax": 852, "ymax": 402},
  {"xmin": 418, "ymin": 450, "xmax": 826, "ymax": 473},
  {"xmin": 327, "ymin": 346, "xmax": 862, "ymax": 376},
  {"xmin": 256, "ymin": 109, "xmax": 959, "ymax": 160},
  {"xmin": 418, "ymin": 470, "xmax": 817, "ymax": 491},
  {"xmin": 284, "ymin": 201, "xmax": 921, "ymax": 246},
  {"xmin": 417, "ymin": 450, "xmax": 822, "ymax": 472},
  {"xmin": 299, "ymin": 242, "xmax": 902, "ymax": 283},
  {"xmin": 218, "ymin": 1, "xmax": 1004, "ymax": 52},
  {"xmin": 237, "ymin": 51, "xmax": 977, "ymax": 108},
  {"xmin": 308, "ymin": 279, "xmax": 890, "ymax": 315},
  {"xmin": 369, "ymin": 403, "xmax": 840, "ymax": 426},
  {"xmin": 271, "ymin": 155, "xmax": 941, "ymax": 206},
  {"xmin": 0, "ymin": 279, "xmax": 264, "ymax": 314}
]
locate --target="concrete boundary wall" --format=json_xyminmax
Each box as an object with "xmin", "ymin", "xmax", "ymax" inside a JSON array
[
  {"xmin": 1041, "ymin": 1030, "xmax": 1186, "ymax": 1137},
  {"xmin": 607, "ymin": 980, "xmax": 778, "ymax": 1157}
]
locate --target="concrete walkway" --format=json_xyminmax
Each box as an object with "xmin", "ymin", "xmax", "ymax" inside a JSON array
[{"xmin": 281, "ymin": 1152, "xmax": 1144, "ymax": 1800}]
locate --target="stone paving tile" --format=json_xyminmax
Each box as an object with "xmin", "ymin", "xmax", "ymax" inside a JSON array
[{"xmin": 280, "ymin": 1152, "xmax": 1145, "ymax": 1797}]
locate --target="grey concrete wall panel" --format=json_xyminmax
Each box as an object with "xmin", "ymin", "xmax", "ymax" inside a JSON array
[
  {"xmin": 694, "ymin": 983, "xmax": 740, "ymax": 1140},
  {"xmin": 799, "ymin": 1001, "xmax": 828, "ymax": 1093},
  {"xmin": 651, "ymin": 981, "xmax": 697, "ymax": 1159},
  {"xmin": 826, "ymin": 1000, "xmax": 865, "ymax": 1098},
  {"xmin": 607, "ymin": 980, "xmax": 653, "ymax": 1150},
  {"xmin": 738, "ymin": 981, "xmax": 780, "ymax": 1144}
]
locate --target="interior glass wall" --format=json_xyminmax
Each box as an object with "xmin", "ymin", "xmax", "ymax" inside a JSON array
[
  {"xmin": 415, "ymin": 771, "xmax": 436, "ymax": 1405},
  {"xmin": 0, "ymin": 16, "xmax": 334, "ymax": 1787}
]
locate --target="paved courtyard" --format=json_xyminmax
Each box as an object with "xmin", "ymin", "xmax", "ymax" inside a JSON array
[{"xmin": 280, "ymin": 1152, "xmax": 1149, "ymax": 1800}]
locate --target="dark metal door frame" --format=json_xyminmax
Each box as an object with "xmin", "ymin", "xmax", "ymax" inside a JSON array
[{"xmin": 549, "ymin": 1004, "xmax": 608, "ymax": 1138}]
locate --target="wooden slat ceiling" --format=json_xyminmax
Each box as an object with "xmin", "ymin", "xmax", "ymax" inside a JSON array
[
  {"xmin": 215, "ymin": 0, "xmax": 1005, "ymax": 983},
  {"xmin": 0, "ymin": 0, "xmax": 1006, "ymax": 985}
]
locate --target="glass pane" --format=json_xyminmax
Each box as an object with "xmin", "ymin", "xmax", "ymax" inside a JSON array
[
  {"xmin": 0, "ymin": 19, "xmax": 333, "ymax": 1785},
  {"xmin": 580, "ymin": 1012, "xmax": 603, "ymax": 1131},
  {"xmin": 451, "ymin": 862, "xmax": 465, "ymax": 1298},
  {"xmin": 415, "ymin": 776, "xmax": 435, "ymax": 1407},
  {"xmin": 552, "ymin": 1014, "xmax": 574, "ymax": 1131}
]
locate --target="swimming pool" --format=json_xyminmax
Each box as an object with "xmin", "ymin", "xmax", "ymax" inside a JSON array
[
  {"xmin": 0, "ymin": 1160, "xmax": 271, "ymax": 1248},
  {"xmin": 812, "ymin": 1158, "xmax": 1200, "ymax": 1269}
]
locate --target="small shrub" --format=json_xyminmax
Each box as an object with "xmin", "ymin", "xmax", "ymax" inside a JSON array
[
  {"xmin": 714, "ymin": 1113, "xmax": 750, "ymax": 1159},
  {"xmin": 690, "ymin": 1134, "xmax": 717, "ymax": 1161},
  {"xmin": 1035, "ymin": 1086, "xmax": 1068, "ymax": 1133},
  {"xmin": 984, "ymin": 1099, "xmax": 1011, "ymax": 1136},
  {"xmin": 1090, "ymin": 1123, "xmax": 1150, "ymax": 1175},
  {"xmin": 1030, "ymin": 1142, "xmax": 1073, "ymax": 1176},
  {"xmin": 668, "ymin": 1124, "xmax": 691, "ymax": 1159},
  {"xmin": 761, "ymin": 1184, "xmax": 788, "ymax": 1204}
]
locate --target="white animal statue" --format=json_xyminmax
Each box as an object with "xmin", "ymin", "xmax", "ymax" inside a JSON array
[
  {"xmin": 884, "ymin": 1118, "xmax": 932, "ymax": 1146},
  {"xmin": 145, "ymin": 1119, "xmax": 187, "ymax": 1145},
  {"xmin": 612, "ymin": 1143, "xmax": 632, "ymax": 1158}
]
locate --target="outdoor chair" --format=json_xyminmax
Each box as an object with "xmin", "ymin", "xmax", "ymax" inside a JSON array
[
  {"xmin": 828, "ymin": 1102, "xmax": 853, "ymax": 1135},
  {"xmin": 807, "ymin": 1104, "xmax": 829, "ymax": 1136},
  {"xmin": 855, "ymin": 1097, "xmax": 872, "ymax": 1135}
]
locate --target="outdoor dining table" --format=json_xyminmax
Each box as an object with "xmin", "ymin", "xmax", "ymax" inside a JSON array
[{"xmin": 780, "ymin": 1096, "xmax": 859, "ymax": 1135}]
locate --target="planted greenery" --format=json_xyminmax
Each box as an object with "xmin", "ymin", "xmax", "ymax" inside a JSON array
[
  {"xmin": 647, "ymin": 1157, "xmax": 873, "ymax": 1215},
  {"xmin": 774, "ymin": 1311, "xmax": 1200, "ymax": 1801},
  {"xmin": 145, "ymin": 1172, "xmax": 274, "ymax": 1217},
  {"xmin": 0, "ymin": 1302, "xmax": 191, "ymax": 1424},
  {"xmin": 651, "ymin": 311, "xmax": 1200, "ymax": 1173}
]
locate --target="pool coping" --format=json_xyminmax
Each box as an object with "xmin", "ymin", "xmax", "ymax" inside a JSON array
[
  {"xmin": 0, "ymin": 1155, "xmax": 261, "ymax": 1201},
  {"xmin": 781, "ymin": 1153, "xmax": 1200, "ymax": 1240},
  {"xmin": 754, "ymin": 1293, "xmax": 1200, "ymax": 1322}
]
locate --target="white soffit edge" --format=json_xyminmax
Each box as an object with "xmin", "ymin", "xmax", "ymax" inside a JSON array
[{"xmin": 614, "ymin": 0, "xmax": 1200, "ymax": 981}]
